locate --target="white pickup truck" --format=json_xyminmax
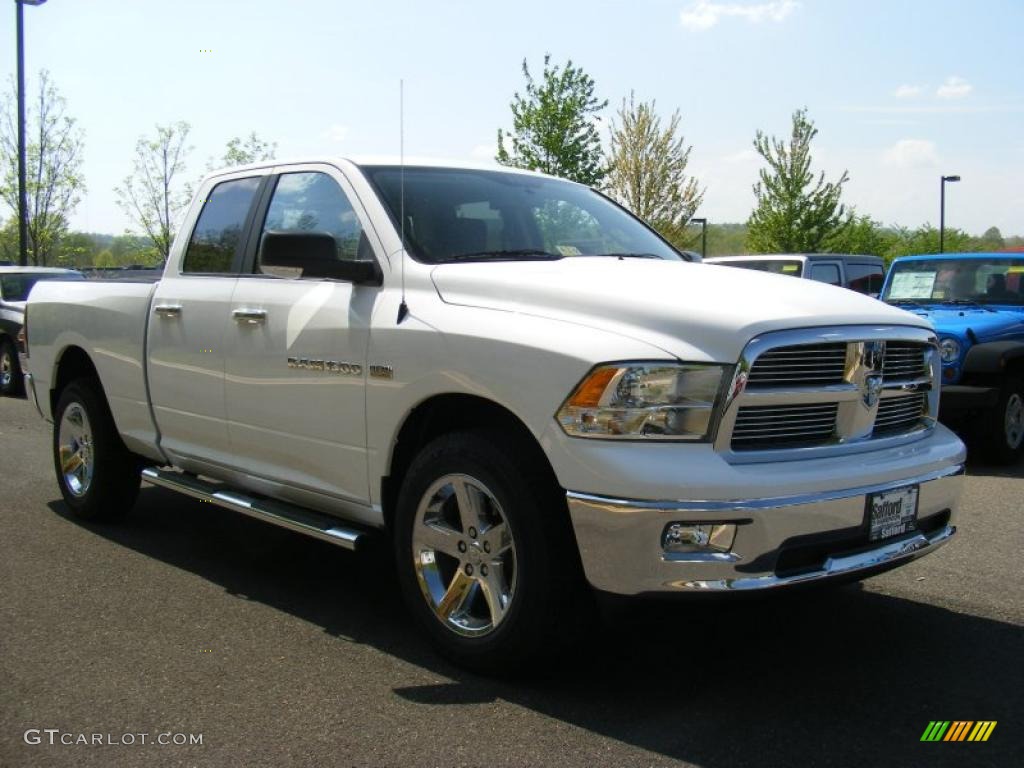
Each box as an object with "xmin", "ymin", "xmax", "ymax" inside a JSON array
[{"xmin": 24, "ymin": 158, "xmax": 965, "ymax": 671}]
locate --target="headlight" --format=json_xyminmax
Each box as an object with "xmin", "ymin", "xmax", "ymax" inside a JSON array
[
  {"xmin": 556, "ymin": 363, "xmax": 728, "ymax": 440},
  {"xmin": 939, "ymin": 338, "xmax": 961, "ymax": 363}
]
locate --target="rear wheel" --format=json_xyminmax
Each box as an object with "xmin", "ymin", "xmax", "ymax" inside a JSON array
[
  {"xmin": 53, "ymin": 379, "xmax": 141, "ymax": 520},
  {"xmin": 0, "ymin": 338, "xmax": 22, "ymax": 397},
  {"xmin": 983, "ymin": 377, "xmax": 1024, "ymax": 465},
  {"xmin": 394, "ymin": 431, "xmax": 585, "ymax": 674}
]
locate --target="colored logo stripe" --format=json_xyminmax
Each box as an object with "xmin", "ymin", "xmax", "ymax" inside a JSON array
[{"xmin": 920, "ymin": 721, "xmax": 996, "ymax": 742}]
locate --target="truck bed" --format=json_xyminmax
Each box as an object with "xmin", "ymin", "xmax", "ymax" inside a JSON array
[{"xmin": 26, "ymin": 280, "xmax": 162, "ymax": 459}]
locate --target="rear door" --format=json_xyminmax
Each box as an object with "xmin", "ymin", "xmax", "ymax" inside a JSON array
[
  {"xmin": 222, "ymin": 164, "xmax": 383, "ymax": 504},
  {"xmin": 148, "ymin": 174, "xmax": 265, "ymax": 466}
]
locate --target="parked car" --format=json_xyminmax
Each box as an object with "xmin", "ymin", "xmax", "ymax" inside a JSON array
[
  {"xmin": 0, "ymin": 266, "xmax": 85, "ymax": 396},
  {"xmin": 23, "ymin": 159, "xmax": 964, "ymax": 671},
  {"xmin": 707, "ymin": 254, "xmax": 886, "ymax": 295},
  {"xmin": 881, "ymin": 252, "xmax": 1024, "ymax": 463}
]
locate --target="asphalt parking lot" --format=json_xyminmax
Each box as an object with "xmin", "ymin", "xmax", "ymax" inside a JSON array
[{"xmin": 1, "ymin": 394, "xmax": 1020, "ymax": 768}]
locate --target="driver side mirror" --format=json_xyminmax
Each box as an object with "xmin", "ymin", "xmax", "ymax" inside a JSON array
[{"xmin": 260, "ymin": 231, "xmax": 382, "ymax": 285}]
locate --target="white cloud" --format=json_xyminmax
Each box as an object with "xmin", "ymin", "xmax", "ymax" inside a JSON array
[
  {"xmin": 936, "ymin": 76, "xmax": 972, "ymax": 99},
  {"xmin": 892, "ymin": 84, "xmax": 923, "ymax": 99},
  {"xmin": 723, "ymin": 148, "xmax": 759, "ymax": 164},
  {"xmin": 883, "ymin": 139, "xmax": 938, "ymax": 169},
  {"xmin": 471, "ymin": 143, "xmax": 496, "ymax": 159},
  {"xmin": 321, "ymin": 123, "xmax": 349, "ymax": 143},
  {"xmin": 679, "ymin": 0, "xmax": 799, "ymax": 30}
]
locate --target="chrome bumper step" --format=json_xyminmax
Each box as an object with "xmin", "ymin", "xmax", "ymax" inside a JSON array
[{"xmin": 141, "ymin": 467, "xmax": 365, "ymax": 551}]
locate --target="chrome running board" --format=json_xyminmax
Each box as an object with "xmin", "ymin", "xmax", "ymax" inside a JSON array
[{"xmin": 141, "ymin": 467, "xmax": 365, "ymax": 551}]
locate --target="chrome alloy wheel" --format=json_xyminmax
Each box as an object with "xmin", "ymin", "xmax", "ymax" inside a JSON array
[
  {"xmin": 411, "ymin": 473, "xmax": 517, "ymax": 637},
  {"xmin": 1006, "ymin": 392, "xmax": 1024, "ymax": 450},
  {"xmin": 58, "ymin": 402, "xmax": 94, "ymax": 497},
  {"xmin": 0, "ymin": 348, "xmax": 12, "ymax": 389}
]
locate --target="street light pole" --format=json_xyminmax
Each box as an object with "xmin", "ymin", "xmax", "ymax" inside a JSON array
[
  {"xmin": 15, "ymin": 0, "xmax": 47, "ymax": 267},
  {"xmin": 939, "ymin": 174, "xmax": 960, "ymax": 254},
  {"xmin": 691, "ymin": 217, "xmax": 707, "ymax": 260}
]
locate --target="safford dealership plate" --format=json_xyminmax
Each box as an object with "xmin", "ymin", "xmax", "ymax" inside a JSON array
[{"xmin": 867, "ymin": 485, "xmax": 919, "ymax": 541}]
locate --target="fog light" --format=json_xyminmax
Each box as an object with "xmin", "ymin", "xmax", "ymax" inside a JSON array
[{"xmin": 662, "ymin": 523, "xmax": 736, "ymax": 554}]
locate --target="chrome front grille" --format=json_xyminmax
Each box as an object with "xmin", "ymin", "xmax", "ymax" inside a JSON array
[
  {"xmin": 717, "ymin": 327, "xmax": 938, "ymax": 459},
  {"xmin": 732, "ymin": 403, "xmax": 838, "ymax": 449},
  {"xmin": 874, "ymin": 393, "xmax": 928, "ymax": 435},
  {"xmin": 882, "ymin": 342, "xmax": 928, "ymax": 382},
  {"xmin": 746, "ymin": 343, "xmax": 847, "ymax": 386}
]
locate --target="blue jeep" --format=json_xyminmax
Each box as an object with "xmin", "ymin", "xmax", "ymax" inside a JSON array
[{"xmin": 881, "ymin": 252, "xmax": 1024, "ymax": 463}]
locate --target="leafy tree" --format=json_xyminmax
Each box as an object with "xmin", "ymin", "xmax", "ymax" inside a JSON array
[
  {"xmin": 0, "ymin": 70, "xmax": 86, "ymax": 265},
  {"xmin": 883, "ymin": 224, "xmax": 974, "ymax": 262},
  {"xmin": 826, "ymin": 214, "xmax": 897, "ymax": 257},
  {"xmin": 747, "ymin": 108, "xmax": 850, "ymax": 253},
  {"xmin": 211, "ymin": 132, "xmax": 277, "ymax": 169},
  {"xmin": 496, "ymin": 54, "xmax": 607, "ymax": 185},
  {"xmin": 115, "ymin": 122, "xmax": 193, "ymax": 261},
  {"xmin": 978, "ymin": 226, "xmax": 1005, "ymax": 251},
  {"xmin": 606, "ymin": 93, "xmax": 703, "ymax": 248}
]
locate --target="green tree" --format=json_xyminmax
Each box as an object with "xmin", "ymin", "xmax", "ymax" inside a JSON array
[
  {"xmin": 747, "ymin": 108, "xmax": 850, "ymax": 253},
  {"xmin": 54, "ymin": 231, "xmax": 99, "ymax": 267},
  {"xmin": 115, "ymin": 122, "xmax": 193, "ymax": 261},
  {"xmin": 978, "ymin": 226, "xmax": 1005, "ymax": 251},
  {"xmin": 496, "ymin": 54, "xmax": 607, "ymax": 185},
  {"xmin": 826, "ymin": 214, "xmax": 897, "ymax": 257},
  {"xmin": 606, "ymin": 93, "xmax": 703, "ymax": 248},
  {"xmin": 884, "ymin": 225, "xmax": 974, "ymax": 262},
  {"xmin": 212, "ymin": 132, "xmax": 277, "ymax": 169},
  {"xmin": 0, "ymin": 70, "xmax": 86, "ymax": 265}
]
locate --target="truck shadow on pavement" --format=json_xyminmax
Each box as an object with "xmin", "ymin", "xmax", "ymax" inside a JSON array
[{"xmin": 48, "ymin": 490, "xmax": 1022, "ymax": 768}]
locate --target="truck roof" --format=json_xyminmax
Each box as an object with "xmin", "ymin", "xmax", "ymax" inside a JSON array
[
  {"xmin": 892, "ymin": 252, "xmax": 1021, "ymax": 262},
  {"xmin": 0, "ymin": 266, "xmax": 83, "ymax": 275},
  {"xmin": 707, "ymin": 253, "xmax": 883, "ymax": 263},
  {"xmin": 203, "ymin": 155, "xmax": 564, "ymax": 184}
]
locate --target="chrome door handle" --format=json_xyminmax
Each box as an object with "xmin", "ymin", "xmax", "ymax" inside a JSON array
[
  {"xmin": 154, "ymin": 304, "xmax": 182, "ymax": 317},
  {"xmin": 232, "ymin": 308, "xmax": 267, "ymax": 325}
]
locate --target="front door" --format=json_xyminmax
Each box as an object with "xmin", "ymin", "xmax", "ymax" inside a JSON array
[{"xmin": 222, "ymin": 166, "xmax": 381, "ymax": 504}]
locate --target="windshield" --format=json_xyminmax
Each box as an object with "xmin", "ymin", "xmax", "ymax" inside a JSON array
[
  {"xmin": 362, "ymin": 166, "xmax": 684, "ymax": 264},
  {"xmin": 883, "ymin": 258, "xmax": 1024, "ymax": 305},
  {"xmin": 714, "ymin": 259, "xmax": 803, "ymax": 276},
  {"xmin": 0, "ymin": 271, "xmax": 85, "ymax": 302}
]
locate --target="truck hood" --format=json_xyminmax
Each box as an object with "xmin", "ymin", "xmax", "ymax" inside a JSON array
[
  {"xmin": 431, "ymin": 258, "xmax": 928, "ymax": 362},
  {"xmin": 901, "ymin": 305, "xmax": 1024, "ymax": 342}
]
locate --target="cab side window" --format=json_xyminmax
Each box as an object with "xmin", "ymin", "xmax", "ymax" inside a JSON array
[
  {"xmin": 847, "ymin": 263, "xmax": 885, "ymax": 295},
  {"xmin": 809, "ymin": 263, "xmax": 841, "ymax": 286},
  {"xmin": 257, "ymin": 172, "xmax": 371, "ymax": 277},
  {"xmin": 182, "ymin": 177, "xmax": 262, "ymax": 274}
]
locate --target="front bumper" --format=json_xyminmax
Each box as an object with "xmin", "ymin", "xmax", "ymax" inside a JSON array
[{"xmin": 567, "ymin": 463, "xmax": 963, "ymax": 594}]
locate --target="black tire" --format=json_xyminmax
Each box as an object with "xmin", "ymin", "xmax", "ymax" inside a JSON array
[
  {"xmin": 53, "ymin": 379, "xmax": 141, "ymax": 521},
  {"xmin": 393, "ymin": 431, "xmax": 586, "ymax": 674},
  {"xmin": 0, "ymin": 337, "xmax": 23, "ymax": 397},
  {"xmin": 981, "ymin": 377, "xmax": 1024, "ymax": 465}
]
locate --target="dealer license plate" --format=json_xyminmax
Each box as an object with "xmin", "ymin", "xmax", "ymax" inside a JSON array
[{"xmin": 867, "ymin": 486, "xmax": 919, "ymax": 541}]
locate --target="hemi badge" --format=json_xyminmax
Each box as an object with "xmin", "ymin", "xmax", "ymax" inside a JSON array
[{"xmin": 369, "ymin": 365, "xmax": 394, "ymax": 380}]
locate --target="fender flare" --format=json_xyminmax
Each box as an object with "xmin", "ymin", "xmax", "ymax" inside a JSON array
[{"xmin": 962, "ymin": 340, "xmax": 1024, "ymax": 375}]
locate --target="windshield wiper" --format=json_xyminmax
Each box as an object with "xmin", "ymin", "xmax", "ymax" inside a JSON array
[
  {"xmin": 445, "ymin": 249, "xmax": 563, "ymax": 262},
  {"xmin": 602, "ymin": 252, "xmax": 664, "ymax": 260},
  {"xmin": 942, "ymin": 299, "xmax": 997, "ymax": 312}
]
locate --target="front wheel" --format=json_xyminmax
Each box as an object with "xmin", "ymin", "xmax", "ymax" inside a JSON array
[
  {"xmin": 53, "ymin": 379, "xmax": 141, "ymax": 520},
  {"xmin": 0, "ymin": 338, "xmax": 22, "ymax": 397},
  {"xmin": 983, "ymin": 377, "xmax": 1024, "ymax": 465},
  {"xmin": 394, "ymin": 431, "xmax": 585, "ymax": 674}
]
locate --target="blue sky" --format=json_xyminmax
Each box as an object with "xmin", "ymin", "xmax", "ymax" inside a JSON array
[{"xmin": 2, "ymin": 0, "xmax": 1022, "ymax": 235}]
